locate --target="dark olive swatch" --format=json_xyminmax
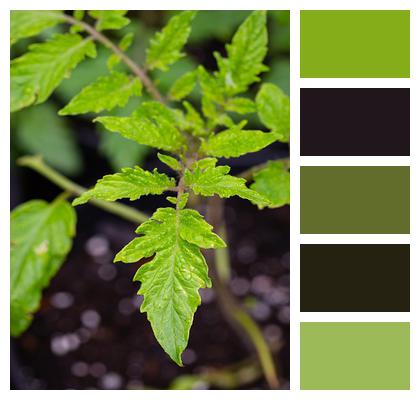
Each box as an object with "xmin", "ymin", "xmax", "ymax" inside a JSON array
[
  {"xmin": 300, "ymin": 88, "xmax": 410, "ymax": 156},
  {"xmin": 300, "ymin": 166, "xmax": 410, "ymax": 234},
  {"xmin": 300, "ymin": 244, "xmax": 410, "ymax": 312}
]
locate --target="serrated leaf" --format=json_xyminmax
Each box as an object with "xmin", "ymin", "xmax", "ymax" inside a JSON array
[
  {"xmin": 11, "ymin": 33, "xmax": 97, "ymax": 112},
  {"xmin": 215, "ymin": 11, "xmax": 268, "ymax": 95},
  {"xmin": 200, "ymin": 126, "xmax": 279, "ymax": 158},
  {"xmin": 107, "ymin": 33, "xmax": 134, "ymax": 70},
  {"xmin": 225, "ymin": 97, "xmax": 256, "ymax": 114},
  {"xmin": 166, "ymin": 193, "xmax": 189, "ymax": 209},
  {"xmin": 185, "ymin": 158, "xmax": 269, "ymax": 205},
  {"xmin": 114, "ymin": 207, "xmax": 225, "ymax": 364},
  {"xmin": 197, "ymin": 66, "xmax": 224, "ymax": 103},
  {"xmin": 250, "ymin": 161, "xmax": 290, "ymax": 208},
  {"xmin": 88, "ymin": 10, "xmax": 130, "ymax": 31},
  {"xmin": 59, "ymin": 72, "xmax": 142, "ymax": 115},
  {"xmin": 168, "ymin": 70, "xmax": 196, "ymax": 100},
  {"xmin": 96, "ymin": 102, "xmax": 186, "ymax": 151},
  {"xmin": 73, "ymin": 167, "xmax": 175, "ymax": 206},
  {"xmin": 14, "ymin": 102, "xmax": 83, "ymax": 176},
  {"xmin": 180, "ymin": 101, "xmax": 206, "ymax": 137},
  {"xmin": 146, "ymin": 11, "xmax": 196, "ymax": 71},
  {"xmin": 256, "ymin": 83, "xmax": 290, "ymax": 142},
  {"xmin": 10, "ymin": 10, "xmax": 66, "ymax": 45},
  {"xmin": 119, "ymin": 32, "xmax": 134, "ymax": 51},
  {"xmin": 11, "ymin": 199, "xmax": 76, "ymax": 336},
  {"xmin": 158, "ymin": 153, "xmax": 181, "ymax": 171}
]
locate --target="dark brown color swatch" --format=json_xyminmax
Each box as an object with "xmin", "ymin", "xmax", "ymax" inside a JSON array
[
  {"xmin": 300, "ymin": 244, "xmax": 410, "ymax": 312},
  {"xmin": 300, "ymin": 88, "xmax": 410, "ymax": 156}
]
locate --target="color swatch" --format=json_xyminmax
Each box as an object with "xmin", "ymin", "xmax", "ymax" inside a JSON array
[
  {"xmin": 300, "ymin": 244, "xmax": 410, "ymax": 312},
  {"xmin": 300, "ymin": 10, "xmax": 410, "ymax": 78},
  {"xmin": 300, "ymin": 88, "xmax": 410, "ymax": 156},
  {"xmin": 300, "ymin": 166, "xmax": 410, "ymax": 234},
  {"xmin": 300, "ymin": 322, "xmax": 410, "ymax": 389}
]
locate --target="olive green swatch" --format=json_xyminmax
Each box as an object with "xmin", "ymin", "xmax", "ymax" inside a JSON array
[
  {"xmin": 300, "ymin": 166, "xmax": 410, "ymax": 234},
  {"xmin": 300, "ymin": 10, "xmax": 410, "ymax": 78},
  {"xmin": 300, "ymin": 322, "xmax": 410, "ymax": 390}
]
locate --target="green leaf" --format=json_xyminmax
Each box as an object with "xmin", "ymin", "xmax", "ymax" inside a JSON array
[
  {"xmin": 256, "ymin": 83, "xmax": 290, "ymax": 142},
  {"xmin": 185, "ymin": 158, "xmax": 269, "ymax": 205},
  {"xmin": 107, "ymin": 33, "xmax": 135, "ymax": 70},
  {"xmin": 250, "ymin": 161, "xmax": 290, "ymax": 208},
  {"xmin": 200, "ymin": 126, "xmax": 279, "ymax": 158},
  {"xmin": 166, "ymin": 193, "xmax": 189, "ymax": 209},
  {"xmin": 168, "ymin": 70, "xmax": 196, "ymax": 100},
  {"xmin": 225, "ymin": 97, "xmax": 256, "ymax": 114},
  {"xmin": 114, "ymin": 207, "xmax": 225, "ymax": 365},
  {"xmin": 146, "ymin": 11, "xmax": 196, "ymax": 71},
  {"xmin": 197, "ymin": 66, "xmax": 224, "ymax": 103},
  {"xmin": 11, "ymin": 198, "xmax": 76, "ymax": 336},
  {"xmin": 96, "ymin": 96, "xmax": 150, "ymax": 171},
  {"xmin": 59, "ymin": 72, "xmax": 142, "ymax": 115},
  {"xmin": 180, "ymin": 101, "xmax": 206, "ymax": 137},
  {"xmin": 88, "ymin": 10, "xmax": 130, "ymax": 31},
  {"xmin": 96, "ymin": 102, "xmax": 186, "ymax": 151},
  {"xmin": 215, "ymin": 11, "xmax": 268, "ymax": 95},
  {"xmin": 11, "ymin": 33, "xmax": 97, "ymax": 112},
  {"xmin": 10, "ymin": 10, "xmax": 66, "ymax": 45},
  {"xmin": 73, "ymin": 167, "xmax": 175, "ymax": 206},
  {"xmin": 158, "ymin": 153, "xmax": 181, "ymax": 171},
  {"xmin": 14, "ymin": 102, "xmax": 83, "ymax": 176}
]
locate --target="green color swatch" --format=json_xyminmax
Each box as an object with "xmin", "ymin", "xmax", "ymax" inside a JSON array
[
  {"xmin": 300, "ymin": 166, "xmax": 410, "ymax": 234},
  {"xmin": 300, "ymin": 10, "xmax": 410, "ymax": 78},
  {"xmin": 300, "ymin": 322, "xmax": 410, "ymax": 390}
]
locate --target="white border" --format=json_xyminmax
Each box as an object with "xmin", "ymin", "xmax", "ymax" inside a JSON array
[{"xmin": 1, "ymin": 0, "xmax": 419, "ymax": 398}]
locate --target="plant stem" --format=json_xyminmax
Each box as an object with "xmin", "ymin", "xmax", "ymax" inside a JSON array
[
  {"xmin": 205, "ymin": 196, "xmax": 281, "ymax": 389},
  {"xmin": 62, "ymin": 14, "xmax": 165, "ymax": 104},
  {"xmin": 17, "ymin": 155, "xmax": 149, "ymax": 225}
]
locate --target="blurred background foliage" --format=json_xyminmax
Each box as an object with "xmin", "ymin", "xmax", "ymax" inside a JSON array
[{"xmin": 10, "ymin": 10, "xmax": 289, "ymax": 177}]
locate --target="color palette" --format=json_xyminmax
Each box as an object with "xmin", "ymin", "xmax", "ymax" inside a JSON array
[
  {"xmin": 300, "ymin": 10, "xmax": 410, "ymax": 78},
  {"xmin": 300, "ymin": 166, "xmax": 410, "ymax": 234},
  {"xmin": 300, "ymin": 322, "xmax": 410, "ymax": 389},
  {"xmin": 300, "ymin": 244, "xmax": 410, "ymax": 312},
  {"xmin": 300, "ymin": 88, "xmax": 410, "ymax": 156},
  {"xmin": 299, "ymin": 9, "xmax": 411, "ymax": 391}
]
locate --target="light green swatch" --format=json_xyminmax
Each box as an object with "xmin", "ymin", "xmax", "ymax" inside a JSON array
[
  {"xmin": 301, "ymin": 322, "xmax": 410, "ymax": 390},
  {"xmin": 300, "ymin": 10, "xmax": 410, "ymax": 78}
]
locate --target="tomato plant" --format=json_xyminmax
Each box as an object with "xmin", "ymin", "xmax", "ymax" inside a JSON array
[{"xmin": 10, "ymin": 10, "xmax": 289, "ymax": 388}]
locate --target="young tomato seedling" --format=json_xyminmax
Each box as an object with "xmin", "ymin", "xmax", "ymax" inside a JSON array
[{"xmin": 10, "ymin": 10, "xmax": 289, "ymax": 381}]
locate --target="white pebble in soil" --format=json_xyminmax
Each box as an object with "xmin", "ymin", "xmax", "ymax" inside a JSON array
[
  {"xmin": 182, "ymin": 348, "xmax": 197, "ymax": 365},
  {"xmin": 71, "ymin": 361, "xmax": 89, "ymax": 377},
  {"xmin": 277, "ymin": 306, "xmax": 290, "ymax": 323},
  {"xmin": 50, "ymin": 292, "xmax": 74, "ymax": 309},
  {"xmin": 251, "ymin": 275, "xmax": 273, "ymax": 295},
  {"xmin": 230, "ymin": 277, "xmax": 250, "ymax": 296},
  {"xmin": 263, "ymin": 324, "xmax": 283, "ymax": 347},
  {"xmin": 89, "ymin": 362, "xmax": 107, "ymax": 378},
  {"xmin": 237, "ymin": 242, "xmax": 257, "ymax": 264},
  {"xmin": 118, "ymin": 297, "xmax": 136, "ymax": 316},
  {"xmin": 97, "ymin": 263, "xmax": 117, "ymax": 281},
  {"xmin": 50, "ymin": 333, "xmax": 80, "ymax": 356},
  {"xmin": 250, "ymin": 301, "xmax": 271, "ymax": 321},
  {"xmin": 199, "ymin": 287, "xmax": 215, "ymax": 304},
  {"xmin": 263, "ymin": 287, "xmax": 289, "ymax": 306},
  {"xmin": 81, "ymin": 309, "xmax": 101, "ymax": 329},
  {"xmin": 85, "ymin": 235, "xmax": 110, "ymax": 258},
  {"xmin": 100, "ymin": 372, "xmax": 123, "ymax": 390}
]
